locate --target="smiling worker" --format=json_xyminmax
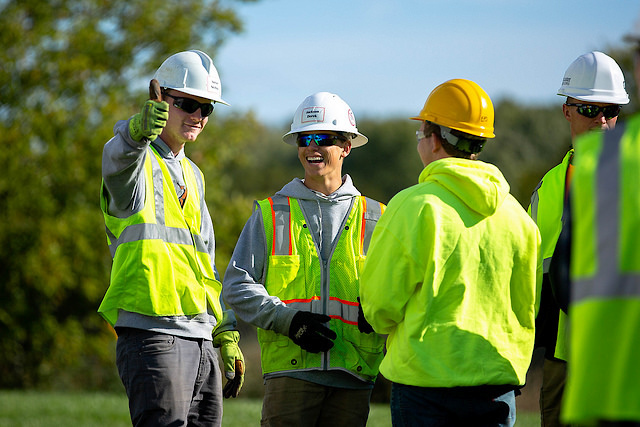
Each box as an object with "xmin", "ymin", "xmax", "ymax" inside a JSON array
[
  {"xmin": 223, "ymin": 92, "xmax": 386, "ymax": 427},
  {"xmin": 100, "ymin": 50, "xmax": 244, "ymax": 426}
]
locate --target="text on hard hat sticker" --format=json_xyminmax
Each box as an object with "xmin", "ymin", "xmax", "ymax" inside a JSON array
[
  {"xmin": 301, "ymin": 107, "xmax": 326, "ymax": 123},
  {"xmin": 207, "ymin": 76, "xmax": 220, "ymax": 93},
  {"xmin": 348, "ymin": 109, "xmax": 356, "ymax": 126}
]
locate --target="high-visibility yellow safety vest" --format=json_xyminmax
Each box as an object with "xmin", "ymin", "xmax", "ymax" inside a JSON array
[
  {"xmin": 256, "ymin": 194, "xmax": 386, "ymax": 383},
  {"xmin": 98, "ymin": 145, "xmax": 223, "ymax": 326},
  {"xmin": 528, "ymin": 150, "xmax": 573, "ymax": 360},
  {"xmin": 562, "ymin": 119, "xmax": 640, "ymax": 424}
]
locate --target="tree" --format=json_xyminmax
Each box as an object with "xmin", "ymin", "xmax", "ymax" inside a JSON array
[
  {"xmin": 0, "ymin": 0, "xmax": 257, "ymax": 389},
  {"xmin": 346, "ymin": 118, "xmax": 425, "ymax": 204},
  {"xmin": 482, "ymin": 99, "xmax": 572, "ymax": 206},
  {"xmin": 342, "ymin": 105, "xmax": 571, "ymax": 208}
]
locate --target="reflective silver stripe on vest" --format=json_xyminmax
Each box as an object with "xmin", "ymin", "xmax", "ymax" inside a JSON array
[
  {"xmin": 105, "ymin": 226, "xmax": 118, "ymax": 257},
  {"xmin": 112, "ymin": 222, "xmax": 205, "ymax": 249},
  {"xmin": 107, "ymin": 147, "xmax": 206, "ymax": 258},
  {"xmin": 363, "ymin": 197, "xmax": 382, "ymax": 255},
  {"xmin": 268, "ymin": 196, "xmax": 382, "ymax": 256},
  {"xmin": 270, "ymin": 195, "xmax": 291, "ymax": 256},
  {"xmin": 286, "ymin": 298, "xmax": 359, "ymax": 324},
  {"xmin": 573, "ymin": 123, "xmax": 640, "ymax": 302},
  {"xmin": 530, "ymin": 184, "xmax": 553, "ymax": 274},
  {"xmin": 529, "ymin": 181, "xmax": 542, "ymax": 225},
  {"xmin": 150, "ymin": 150, "xmax": 166, "ymax": 225}
]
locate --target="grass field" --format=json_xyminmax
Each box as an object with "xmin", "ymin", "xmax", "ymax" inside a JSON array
[
  {"xmin": 0, "ymin": 390, "xmax": 541, "ymax": 426},
  {"xmin": 0, "ymin": 391, "xmax": 388, "ymax": 426}
]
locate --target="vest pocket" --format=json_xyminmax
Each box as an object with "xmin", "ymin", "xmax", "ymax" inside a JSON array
[
  {"xmin": 342, "ymin": 333, "xmax": 385, "ymax": 382},
  {"xmin": 265, "ymin": 255, "xmax": 301, "ymax": 295},
  {"xmin": 258, "ymin": 328, "xmax": 319, "ymax": 374}
]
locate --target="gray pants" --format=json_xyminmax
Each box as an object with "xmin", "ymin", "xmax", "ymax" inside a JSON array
[{"xmin": 116, "ymin": 328, "xmax": 223, "ymax": 427}]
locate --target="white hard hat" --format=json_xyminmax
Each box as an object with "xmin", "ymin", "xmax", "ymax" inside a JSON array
[
  {"xmin": 283, "ymin": 92, "xmax": 368, "ymax": 147},
  {"xmin": 557, "ymin": 51, "xmax": 629, "ymax": 105},
  {"xmin": 153, "ymin": 50, "xmax": 229, "ymax": 105}
]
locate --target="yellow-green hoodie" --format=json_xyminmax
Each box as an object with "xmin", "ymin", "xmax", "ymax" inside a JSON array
[{"xmin": 360, "ymin": 157, "xmax": 542, "ymax": 387}]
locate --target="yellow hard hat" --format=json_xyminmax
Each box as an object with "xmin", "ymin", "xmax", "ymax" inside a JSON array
[{"xmin": 411, "ymin": 79, "xmax": 495, "ymax": 138}]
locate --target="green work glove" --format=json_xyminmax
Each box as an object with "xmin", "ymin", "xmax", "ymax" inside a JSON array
[
  {"xmin": 128, "ymin": 99, "xmax": 169, "ymax": 142},
  {"xmin": 213, "ymin": 330, "xmax": 245, "ymax": 398}
]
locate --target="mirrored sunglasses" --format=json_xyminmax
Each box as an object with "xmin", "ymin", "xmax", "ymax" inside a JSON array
[
  {"xmin": 163, "ymin": 93, "xmax": 214, "ymax": 117},
  {"xmin": 565, "ymin": 103, "xmax": 621, "ymax": 120},
  {"xmin": 296, "ymin": 133, "xmax": 347, "ymax": 147}
]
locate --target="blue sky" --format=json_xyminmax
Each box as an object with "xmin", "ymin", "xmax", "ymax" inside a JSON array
[{"xmin": 215, "ymin": 1, "xmax": 639, "ymax": 126}]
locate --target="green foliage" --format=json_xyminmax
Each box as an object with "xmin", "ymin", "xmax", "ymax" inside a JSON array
[
  {"xmin": 346, "ymin": 118, "xmax": 425, "ymax": 204},
  {"xmin": 606, "ymin": 47, "xmax": 639, "ymax": 114},
  {"xmin": 482, "ymin": 99, "xmax": 572, "ymax": 206},
  {"xmin": 346, "ymin": 104, "xmax": 572, "ymax": 208},
  {"xmin": 185, "ymin": 111, "xmax": 275, "ymax": 280}
]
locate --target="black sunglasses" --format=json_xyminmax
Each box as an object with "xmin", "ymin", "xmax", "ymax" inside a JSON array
[
  {"xmin": 296, "ymin": 133, "xmax": 347, "ymax": 147},
  {"xmin": 565, "ymin": 103, "xmax": 621, "ymax": 120},
  {"xmin": 163, "ymin": 93, "xmax": 214, "ymax": 117}
]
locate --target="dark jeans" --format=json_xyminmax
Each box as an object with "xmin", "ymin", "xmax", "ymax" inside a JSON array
[
  {"xmin": 390, "ymin": 383, "xmax": 516, "ymax": 427},
  {"xmin": 116, "ymin": 328, "xmax": 223, "ymax": 427}
]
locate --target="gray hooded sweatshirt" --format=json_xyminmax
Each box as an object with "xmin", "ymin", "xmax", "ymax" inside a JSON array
[{"xmin": 223, "ymin": 176, "xmax": 374, "ymax": 389}]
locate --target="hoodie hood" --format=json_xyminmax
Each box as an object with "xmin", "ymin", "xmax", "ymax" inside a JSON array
[
  {"xmin": 276, "ymin": 175, "xmax": 360, "ymax": 202},
  {"xmin": 419, "ymin": 157, "xmax": 510, "ymax": 217}
]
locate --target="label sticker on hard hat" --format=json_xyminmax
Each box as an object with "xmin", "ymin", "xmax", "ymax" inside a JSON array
[
  {"xmin": 301, "ymin": 107, "xmax": 325, "ymax": 123},
  {"xmin": 208, "ymin": 76, "xmax": 220, "ymax": 94},
  {"xmin": 348, "ymin": 109, "xmax": 355, "ymax": 126}
]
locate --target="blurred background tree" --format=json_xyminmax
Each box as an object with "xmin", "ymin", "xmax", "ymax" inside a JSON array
[{"xmin": 0, "ymin": 0, "xmax": 637, "ymax": 395}]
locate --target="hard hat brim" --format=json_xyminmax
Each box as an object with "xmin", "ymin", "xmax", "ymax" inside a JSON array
[
  {"xmin": 164, "ymin": 86, "xmax": 230, "ymax": 105},
  {"xmin": 409, "ymin": 116, "xmax": 495, "ymax": 139},
  {"xmin": 556, "ymin": 90, "xmax": 629, "ymax": 105}
]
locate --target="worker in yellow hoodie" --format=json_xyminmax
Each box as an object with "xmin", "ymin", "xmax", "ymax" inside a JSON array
[{"xmin": 359, "ymin": 79, "xmax": 542, "ymax": 427}]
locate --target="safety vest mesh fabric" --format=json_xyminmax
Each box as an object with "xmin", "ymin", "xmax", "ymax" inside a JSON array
[
  {"xmin": 528, "ymin": 150, "xmax": 573, "ymax": 360},
  {"xmin": 98, "ymin": 145, "xmax": 223, "ymax": 326},
  {"xmin": 563, "ymin": 119, "xmax": 640, "ymax": 424},
  {"xmin": 256, "ymin": 195, "xmax": 386, "ymax": 382}
]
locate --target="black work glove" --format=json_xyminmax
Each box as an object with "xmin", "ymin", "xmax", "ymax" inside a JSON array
[
  {"xmin": 288, "ymin": 311, "xmax": 337, "ymax": 353},
  {"xmin": 357, "ymin": 297, "xmax": 374, "ymax": 334}
]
